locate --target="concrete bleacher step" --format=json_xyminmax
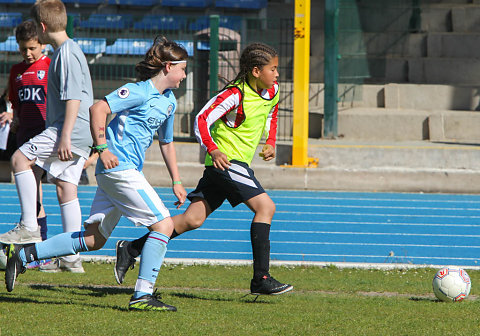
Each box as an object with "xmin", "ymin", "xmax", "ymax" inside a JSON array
[
  {"xmin": 408, "ymin": 57, "xmax": 480, "ymax": 84},
  {"xmin": 331, "ymin": 107, "xmax": 480, "ymax": 143},
  {"xmin": 427, "ymin": 32, "xmax": 480, "ymax": 57}
]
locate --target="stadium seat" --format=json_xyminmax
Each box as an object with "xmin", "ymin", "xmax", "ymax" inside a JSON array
[
  {"xmin": 106, "ymin": 38, "xmax": 194, "ymax": 56},
  {"xmin": 161, "ymin": 0, "xmax": 213, "ymax": 8},
  {"xmin": 79, "ymin": 14, "xmax": 133, "ymax": 30},
  {"xmin": 0, "ymin": 13, "xmax": 22, "ymax": 28},
  {"xmin": 62, "ymin": 0, "xmax": 103, "ymax": 4},
  {"xmin": 188, "ymin": 15, "xmax": 241, "ymax": 31},
  {"xmin": 214, "ymin": 0, "xmax": 267, "ymax": 9},
  {"xmin": 105, "ymin": 38, "xmax": 153, "ymax": 56},
  {"xmin": 74, "ymin": 37, "xmax": 107, "ymax": 54},
  {"xmin": 176, "ymin": 40, "xmax": 194, "ymax": 57},
  {"xmin": 111, "ymin": 0, "xmax": 158, "ymax": 5},
  {"xmin": 0, "ymin": 0, "xmax": 34, "ymax": 3},
  {"xmin": 0, "ymin": 36, "xmax": 53, "ymax": 53},
  {"xmin": 133, "ymin": 15, "xmax": 187, "ymax": 31},
  {"xmin": 0, "ymin": 36, "xmax": 18, "ymax": 52}
]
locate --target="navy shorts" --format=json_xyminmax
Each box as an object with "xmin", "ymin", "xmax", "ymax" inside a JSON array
[{"xmin": 187, "ymin": 160, "xmax": 266, "ymax": 211}]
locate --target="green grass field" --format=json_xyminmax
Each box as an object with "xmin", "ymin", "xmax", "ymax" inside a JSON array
[{"xmin": 0, "ymin": 262, "xmax": 479, "ymax": 335}]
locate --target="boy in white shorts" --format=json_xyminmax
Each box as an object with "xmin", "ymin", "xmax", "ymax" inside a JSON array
[
  {"xmin": 0, "ymin": 0, "xmax": 93, "ymax": 273},
  {"xmin": 5, "ymin": 36, "xmax": 188, "ymax": 312}
]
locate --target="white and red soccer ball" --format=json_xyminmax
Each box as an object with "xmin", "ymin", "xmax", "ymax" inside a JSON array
[{"xmin": 432, "ymin": 267, "xmax": 471, "ymax": 302}]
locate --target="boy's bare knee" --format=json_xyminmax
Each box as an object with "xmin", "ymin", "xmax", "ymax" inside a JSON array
[{"xmin": 11, "ymin": 150, "xmax": 32, "ymax": 172}]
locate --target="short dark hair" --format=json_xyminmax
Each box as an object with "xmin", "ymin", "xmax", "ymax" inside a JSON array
[{"xmin": 15, "ymin": 20, "xmax": 39, "ymax": 43}]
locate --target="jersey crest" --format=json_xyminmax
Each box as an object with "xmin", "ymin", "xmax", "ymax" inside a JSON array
[
  {"xmin": 117, "ymin": 87, "xmax": 130, "ymax": 98},
  {"xmin": 37, "ymin": 70, "xmax": 46, "ymax": 80}
]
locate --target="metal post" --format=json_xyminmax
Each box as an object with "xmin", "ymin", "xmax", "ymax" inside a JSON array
[
  {"xmin": 292, "ymin": 0, "xmax": 311, "ymax": 167},
  {"xmin": 324, "ymin": 0, "xmax": 339, "ymax": 138},
  {"xmin": 209, "ymin": 15, "xmax": 219, "ymax": 98},
  {"xmin": 66, "ymin": 15, "xmax": 74, "ymax": 38}
]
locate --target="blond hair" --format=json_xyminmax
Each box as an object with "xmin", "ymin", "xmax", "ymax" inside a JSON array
[{"xmin": 30, "ymin": 0, "xmax": 67, "ymax": 33}]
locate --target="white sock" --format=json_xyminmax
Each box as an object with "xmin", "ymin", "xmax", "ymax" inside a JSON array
[
  {"xmin": 60, "ymin": 198, "xmax": 82, "ymax": 262},
  {"xmin": 14, "ymin": 170, "xmax": 38, "ymax": 231}
]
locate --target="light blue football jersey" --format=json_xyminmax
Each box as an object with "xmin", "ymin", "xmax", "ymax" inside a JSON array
[{"xmin": 96, "ymin": 79, "xmax": 176, "ymax": 174}]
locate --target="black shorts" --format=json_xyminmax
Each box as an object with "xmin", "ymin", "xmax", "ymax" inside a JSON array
[{"xmin": 187, "ymin": 160, "xmax": 266, "ymax": 211}]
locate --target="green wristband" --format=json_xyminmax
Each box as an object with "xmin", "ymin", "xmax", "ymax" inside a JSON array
[
  {"xmin": 89, "ymin": 144, "xmax": 108, "ymax": 153},
  {"xmin": 173, "ymin": 181, "xmax": 182, "ymax": 185}
]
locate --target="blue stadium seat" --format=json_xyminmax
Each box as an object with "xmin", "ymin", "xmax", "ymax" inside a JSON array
[
  {"xmin": 0, "ymin": 0, "xmax": 34, "ymax": 3},
  {"xmin": 62, "ymin": 0, "xmax": 103, "ymax": 4},
  {"xmin": 0, "ymin": 36, "xmax": 18, "ymax": 52},
  {"xmin": 111, "ymin": 0, "xmax": 158, "ymax": 5},
  {"xmin": 105, "ymin": 38, "xmax": 152, "ymax": 56},
  {"xmin": 0, "ymin": 36, "xmax": 53, "ymax": 53},
  {"xmin": 215, "ymin": 0, "xmax": 267, "ymax": 9},
  {"xmin": 79, "ymin": 14, "xmax": 133, "ymax": 29},
  {"xmin": 133, "ymin": 15, "xmax": 187, "ymax": 31},
  {"xmin": 161, "ymin": 0, "xmax": 213, "ymax": 8},
  {"xmin": 74, "ymin": 37, "xmax": 106, "ymax": 54},
  {"xmin": 0, "ymin": 13, "xmax": 22, "ymax": 28},
  {"xmin": 188, "ymin": 15, "xmax": 241, "ymax": 31},
  {"xmin": 176, "ymin": 40, "xmax": 194, "ymax": 57},
  {"xmin": 105, "ymin": 38, "xmax": 194, "ymax": 57}
]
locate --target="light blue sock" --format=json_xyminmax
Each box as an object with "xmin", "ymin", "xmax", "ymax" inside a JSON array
[
  {"xmin": 19, "ymin": 231, "xmax": 88, "ymax": 264},
  {"xmin": 133, "ymin": 231, "xmax": 169, "ymax": 299}
]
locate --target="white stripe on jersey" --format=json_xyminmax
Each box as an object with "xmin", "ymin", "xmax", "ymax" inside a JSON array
[
  {"xmin": 60, "ymin": 42, "xmax": 69, "ymax": 100},
  {"xmin": 117, "ymin": 111, "xmax": 129, "ymax": 141}
]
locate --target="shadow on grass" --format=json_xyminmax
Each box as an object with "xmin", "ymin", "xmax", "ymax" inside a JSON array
[
  {"xmin": 29, "ymin": 283, "xmax": 132, "ymax": 297},
  {"xmin": 409, "ymin": 296, "xmax": 437, "ymax": 302},
  {"xmin": 171, "ymin": 291, "xmax": 273, "ymax": 304},
  {"xmin": 0, "ymin": 293, "xmax": 129, "ymax": 312}
]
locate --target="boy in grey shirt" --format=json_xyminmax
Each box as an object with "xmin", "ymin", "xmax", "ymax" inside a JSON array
[{"xmin": 0, "ymin": 0, "xmax": 93, "ymax": 273}]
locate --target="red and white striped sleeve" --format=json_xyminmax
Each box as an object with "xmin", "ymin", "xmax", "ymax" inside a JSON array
[
  {"xmin": 194, "ymin": 86, "xmax": 242, "ymax": 153},
  {"xmin": 265, "ymin": 102, "xmax": 279, "ymax": 147}
]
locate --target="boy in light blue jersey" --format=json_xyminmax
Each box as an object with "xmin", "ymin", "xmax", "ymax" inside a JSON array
[{"xmin": 5, "ymin": 36, "xmax": 188, "ymax": 312}]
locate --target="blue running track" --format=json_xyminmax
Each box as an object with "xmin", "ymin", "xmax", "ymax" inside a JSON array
[{"xmin": 0, "ymin": 183, "xmax": 479, "ymax": 267}]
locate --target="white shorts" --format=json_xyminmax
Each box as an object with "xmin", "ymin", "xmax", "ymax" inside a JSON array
[
  {"xmin": 84, "ymin": 169, "xmax": 171, "ymax": 239},
  {"xmin": 19, "ymin": 128, "xmax": 86, "ymax": 185}
]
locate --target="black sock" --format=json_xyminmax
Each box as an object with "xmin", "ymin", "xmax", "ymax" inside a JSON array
[
  {"xmin": 250, "ymin": 222, "xmax": 271, "ymax": 280},
  {"xmin": 127, "ymin": 233, "xmax": 149, "ymax": 258},
  {"xmin": 127, "ymin": 229, "xmax": 180, "ymax": 258},
  {"xmin": 170, "ymin": 229, "xmax": 179, "ymax": 239},
  {"xmin": 23, "ymin": 243, "xmax": 38, "ymax": 263},
  {"xmin": 37, "ymin": 216, "xmax": 47, "ymax": 241}
]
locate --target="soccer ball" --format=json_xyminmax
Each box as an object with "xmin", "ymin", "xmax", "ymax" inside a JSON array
[
  {"xmin": 432, "ymin": 267, "xmax": 471, "ymax": 302},
  {"xmin": 0, "ymin": 243, "xmax": 6, "ymax": 270}
]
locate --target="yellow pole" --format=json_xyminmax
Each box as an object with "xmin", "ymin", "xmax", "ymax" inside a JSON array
[{"xmin": 292, "ymin": 0, "xmax": 311, "ymax": 167}]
